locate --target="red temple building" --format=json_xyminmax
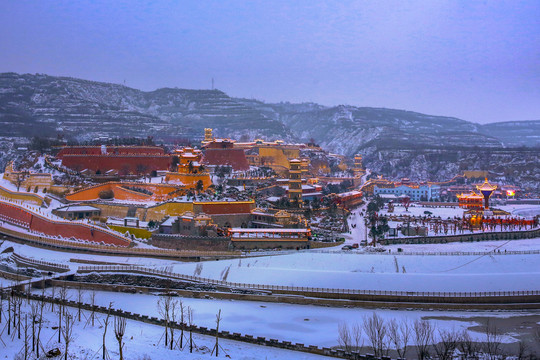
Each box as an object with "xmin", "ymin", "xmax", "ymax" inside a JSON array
[
  {"xmin": 201, "ymin": 140, "xmax": 250, "ymax": 171},
  {"xmin": 56, "ymin": 145, "xmax": 171, "ymax": 175}
]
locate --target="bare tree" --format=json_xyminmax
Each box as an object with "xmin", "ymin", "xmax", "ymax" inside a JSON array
[
  {"xmin": 30, "ymin": 301, "xmax": 39, "ymax": 352},
  {"xmin": 434, "ymin": 328, "xmax": 458, "ymax": 360},
  {"xmin": 157, "ymin": 295, "xmax": 172, "ymax": 347},
  {"xmin": 188, "ymin": 306, "xmax": 194, "ymax": 353},
  {"xmin": 179, "ymin": 300, "xmax": 185, "ymax": 349},
  {"xmin": 352, "ymin": 323, "xmax": 363, "ymax": 352},
  {"xmin": 363, "ymin": 312, "xmax": 388, "ymax": 357},
  {"xmin": 62, "ymin": 311, "xmax": 75, "ymax": 360},
  {"xmin": 57, "ymin": 284, "xmax": 69, "ymax": 343},
  {"xmin": 413, "ymin": 319, "xmax": 434, "ymax": 360},
  {"xmin": 89, "ymin": 290, "xmax": 97, "ymax": 327},
  {"xmin": 16, "ymin": 296, "xmax": 22, "ymax": 339},
  {"xmin": 23, "ymin": 314, "xmax": 29, "ymax": 360},
  {"xmin": 114, "ymin": 316, "xmax": 127, "ymax": 360},
  {"xmin": 77, "ymin": 286, "xmax": 85, "ymax": 322},
  {"xmin": 8, "ymin": 292, "xmax": 14, "ymax": 336},
  {"xmin": 517, "ymin": 340, "xmax": 529, "ymax": 360},
  {"xmin": 36, "ymin": 289, "xmax": 46, "ymax": 358},
  {"xmin": 50, "ymin": 284, "xmax": 56, "ymax": 312},
  {"xmin": 212, "ymin": 309, "xmax": 222, "ymax": 357},
  {"xmin": 457, "ymin": 329, "xmax": 478, "ymax": 359},
  {"xmin": 388, "ymin": 319, "xmax": 411, "ymax": 359},
  {"xmin": 169, "ymin": 299, "xmax": 179, "ymax": 350},
  {"xmin": 102, "ymin": 303, "xmax": 112, "ymax": 360},
  {"xmin": 338, "ymin": 322, "xmax": 352, "ymax": 352},
  {"xmin": 484, "ymin": 320, "xmax": 502, "ymax": 360},
  {"xmin": 338, "ymin": 321, "xmax": 363, "ymax": 353}
]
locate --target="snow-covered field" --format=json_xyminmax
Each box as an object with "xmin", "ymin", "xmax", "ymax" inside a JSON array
[
  {"xmin": 33, "ymin": 288, "xmax": 527, "ymax": 349},
  {"xmin": 2, "ymin": 295, "xmax": 332, "ymax": 360},
  {"xmin": 0, "ymin": 199, "xmax": 539, "ymax": 357},
  {"xmin": 3, "ymin": 234, "xmax": 540, "ymax": 293},
  {"xmin": 162, "ymin": 251, "xmax": 540, "ymax": 292}
]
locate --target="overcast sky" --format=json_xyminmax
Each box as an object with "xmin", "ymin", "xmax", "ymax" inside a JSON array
[{"xmin": 1, "ymin": 1, "xmax": 539, "ymax": 123}]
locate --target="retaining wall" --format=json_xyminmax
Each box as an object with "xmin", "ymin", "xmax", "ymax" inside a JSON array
[
  {"xmin": 0, "ymin": 185, "xmax": 45, "ymax": 206},
  {"xmin": 151, "ymin": 234, "xmax": 231, "ymax": 251}
]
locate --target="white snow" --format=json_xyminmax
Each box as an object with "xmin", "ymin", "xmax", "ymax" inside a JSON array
[{"xmin": 2, "ymin": 293, "xmax": 333, "ymax": 360}]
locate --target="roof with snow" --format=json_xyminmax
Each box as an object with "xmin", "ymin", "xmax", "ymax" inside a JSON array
[{"xmin": 54, "ymin": 205, "xmax": 100, "ymax": 212}]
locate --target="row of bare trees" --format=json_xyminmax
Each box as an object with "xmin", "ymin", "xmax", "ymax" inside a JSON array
[
  {"xmin": 338, "ymin": 312, "xmax": 536, "ymax": 359},
  {"xmin": 0, "ymin": 285, "xmax": 126, "ymax": 360},
  {"xmin": 156, "ymin": 293, "xmax": 224, "ymax": 357},
  {"xmin": 1, "ymin": 282, "xmax": 230, "ymax": 360}
]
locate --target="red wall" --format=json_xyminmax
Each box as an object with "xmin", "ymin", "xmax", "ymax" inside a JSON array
[
  {"xmin": 61, "ymin": 155, "xmax": 171, "ymax": 174},
  {"xmin": 58, "ymin": 146, "xmax": 165, "ymax": 157},
  {"xmin": 195, "ymin": 202, "xmax": 255, "ymax": 214},
  {"xmin": 0, "ymin": 202, "xmax": 130, "ymax": 246}
]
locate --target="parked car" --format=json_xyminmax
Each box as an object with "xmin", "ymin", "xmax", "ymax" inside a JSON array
[
  {"xmin": 351, "ymin": 243, "xmax": 359, "ymax": 249},
  {"xmin": 341, "ymin": 245, "xmax": 353, "ymax": 250}
]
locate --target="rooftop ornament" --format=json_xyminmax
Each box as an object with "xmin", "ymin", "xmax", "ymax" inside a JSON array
[{"xmin": 476, "ymin": 178, "xmax": 497, "ymax": 210}]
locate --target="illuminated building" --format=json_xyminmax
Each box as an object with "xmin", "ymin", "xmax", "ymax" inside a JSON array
[
  {"xmin": 456, "ymin": 191, "xmax": 484, "ymax": 210},
  {"xmin": 476, "ymin": 178, "xmax": 497, "ymax": 210},
  {"xmin": 288, "ymin": 159, "xmax": 303, "ymax": 208},
  {"xmin": 353, "ymin": 154, "xmax": 366, "ymax": 177}
]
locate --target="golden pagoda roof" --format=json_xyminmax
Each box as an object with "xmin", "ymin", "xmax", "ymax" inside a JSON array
[
  {"xmin": 275, "ymin": 210, "xmax": 291, "ymax": 218},
  {"xmin": 476, "ymin": 178, "xmax": 497, "ymax": 192},
  {"xmin": 457, "ymin": 191, "xmax": 483, "ymax": 199}
]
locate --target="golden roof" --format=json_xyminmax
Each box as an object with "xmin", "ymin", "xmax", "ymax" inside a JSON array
[{"xmin": 476, "ymin": 178, "xmax": 497, "ymax": 192}]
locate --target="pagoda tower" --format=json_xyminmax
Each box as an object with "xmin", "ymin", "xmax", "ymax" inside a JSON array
[
  {"xmin": 476, "ymin": 178, "xmax": 497, "ymax": 210},
  {"xmin": 288, "ymin": 159, "xmax": 303, "ymax": 208},
  {"xmin": 201, "ymin": 128, "xmax": 214, "ymax": 146},
  {"xmin": 353, "ymin": 154, "xmax": 365, "ymax": 177},
  {"xmin": 300, "ymin": 158, "xmax": 310, "ymax": 177}
]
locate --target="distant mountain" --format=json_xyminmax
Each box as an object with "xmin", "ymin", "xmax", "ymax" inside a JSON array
[
  {"xmin": 481, "ymin": 120, "xmax": 540, "ymax": 148},
  {"xmin": 0, "ymin": 73, "xmax": 537, "ymax": 155},
  {"xmin": 237, "ymin": 102, "xmax": 504, "ymax": 155},
  {"xmin": 0, "ymin": 72, "xmax": 291, "ymax": 142}
]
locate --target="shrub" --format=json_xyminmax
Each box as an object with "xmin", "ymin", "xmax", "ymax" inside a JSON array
[{"xmin": 98, "ymin": 189, "xmax": 114, "ymax": 199}]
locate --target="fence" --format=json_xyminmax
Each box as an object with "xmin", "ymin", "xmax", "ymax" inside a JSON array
[
  {"xmin": 310, "ymin": 249, "xmax": 540, "ymax": 256},
  {"xmin": 76, "ymin": 264, "xmax": 540, "ymax": 302},
  {"xmin": 10, "ymin": 252, "xmax": 70, "ymax": 273}
]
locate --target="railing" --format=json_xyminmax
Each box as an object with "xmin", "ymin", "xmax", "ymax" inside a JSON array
[
  {"xmin": 309, "ymin": 249, "xmax": 540, "ymax": 256},
  {"xmin": 76, "ymin": 264, "xmax": 540, "ymax": 299},
  {"xmin": 10, "ymin": 252, "xmax": 70, "ymax": 272}
]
